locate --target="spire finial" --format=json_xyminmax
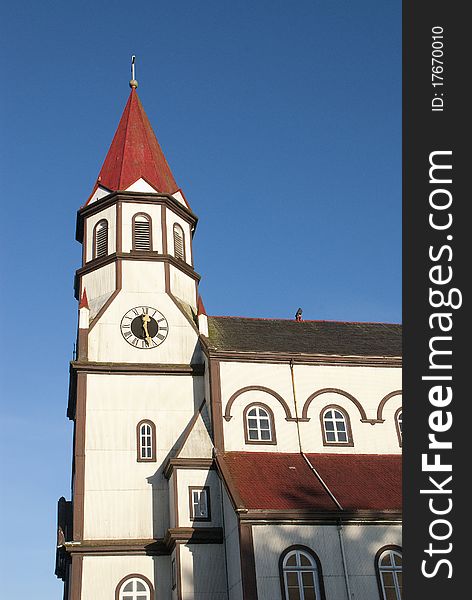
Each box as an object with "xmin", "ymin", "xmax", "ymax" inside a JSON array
[{"xmin": 129, "ymin": 55, "xmax": 138, "ymax": 89}]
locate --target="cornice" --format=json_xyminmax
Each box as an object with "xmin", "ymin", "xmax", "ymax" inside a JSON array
[
  {"xmin": 163, "ymin": 527, "xmax": 224, "ymax": 552},
  {"xmin": 64, "ymin": 539, "xmax": 167, "ymax": 556},
  {"xmin": 63, "ymin": 527, "xmax": 223, "ymax": 557},
  {"xmin": 239, "ymin": 510, "xmax": 403, "ymax": 523},
  {"xmin": 70, "ymin": 361, "xmax": 205, "ymax": 376},
  {"xmin": 75, "ymin": 252, "xmax": 201, "ymax": 283},
  {"xmin": 163, "ymin": 457, "xmax": 214, "ymax": 479},
  {"xmin": 204, "ymin": 349, "xmax": 402, "ymax": 368}
]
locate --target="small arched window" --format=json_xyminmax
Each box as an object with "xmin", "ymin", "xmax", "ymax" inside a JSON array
[
  {"xmin": 321, "ymin": 405, "xmax": 353, "ymax": 446},
  {"xmin": 136, "ymin": 420, "xmax": 156, "ymax": 462},
  {"xmin": 280, "ymin": 546, "xmax": 325, "ymax": 600},
  {"xmin": 395, "ymin": 408, "xmax": 402, "ymax": 447},
  {"xmin": 244, "ymin": 404, "xmax": 276, "ymax": 444},
  {"xmin": 116, "ymin": 575, "xmax": 153, "ymax": 600},
  {"xmin": 173, "ymin": 223, "xmax": 185, "ymax": 261},
  {"xmin": 376, "ymin": 547, "xmax": 402, "ymax": 600},
  {"xmin": 93, "ymin": 219, "xmax": 108, "ymax": 259},
  {"xmin": 133, "ymin": 213, "xmax": 152, "ymax": 251}
]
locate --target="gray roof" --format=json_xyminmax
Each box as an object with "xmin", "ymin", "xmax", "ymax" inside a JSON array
[{"xmin": 207, "ymin": 316, "xmax": 402, "ymax": 357}]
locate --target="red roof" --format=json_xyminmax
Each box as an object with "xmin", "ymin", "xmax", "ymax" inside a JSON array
[
  {"xmin": 93, "ymin": 88, "xmax": 178, "ymax": 196},
  {"xmin": 220, "ymin": 452, "xmax": 401, "ymax": 512}
]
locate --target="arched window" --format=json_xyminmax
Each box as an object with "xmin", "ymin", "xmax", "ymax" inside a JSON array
[
  {"xmin": 116, "ymin": 575, "xmax": 153, "ymax": 600},
  {"xmin": 173, "ymin": 223, "xmax": 185, "ymax": 261},
  {"xmin": 395, "ymin": 408, "xmax": 402, "ymax": 447},
  {"xmin": 244, "ymin": 404, "xmax": 276, "ymax": 444},
  {"xmin": 136, "ymin": 420, "xmax": 156, "ymax": 462},
  {"xmin": 133, "ymin": 213, "xmax": 152, "ymax": 251},
  {"xmin": 376, "ymin": 547, "xmax": 402, "ymax": 600},
  {"xmin": 93, "ymin": 219, "xmax": 108, "ymax": 259},
  {"xmin": 321, "ymin": 405, "xmax": 353, "ymax": 446},
  {"xmin": 280, "ymin": 546, "xmax": 325, "ymax": 600}
]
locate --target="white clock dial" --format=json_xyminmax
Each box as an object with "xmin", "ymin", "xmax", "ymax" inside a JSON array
[{"xmin": 120, "ymin": 306, "xmax": 169, "ymax": 349}]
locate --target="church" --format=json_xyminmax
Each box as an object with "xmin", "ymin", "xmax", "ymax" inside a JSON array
[{"xmin": 55, "ymin": 72, "xmax": 402, "ymax": 600}]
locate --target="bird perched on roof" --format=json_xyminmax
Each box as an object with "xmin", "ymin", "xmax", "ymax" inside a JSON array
[{"xmin": 295, "ymin": 308, "xmax": 303, "ymax": 322}]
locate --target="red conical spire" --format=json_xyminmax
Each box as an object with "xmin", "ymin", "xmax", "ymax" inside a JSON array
[
  {"xmin": 79, "ymin": 288, "xmax": 89, "ymax": 309},
  {"xmin": 197, "ymin": 295, "xmax": 207, "ymax": 316},
  {"xmin": 94, "ymin": 88, "xmax": 178, "ymax": 196}
]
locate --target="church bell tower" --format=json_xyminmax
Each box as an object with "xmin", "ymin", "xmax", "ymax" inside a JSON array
[{"xmin": 55, "ymin": 71, "xmax": 223, "ymax": 600}]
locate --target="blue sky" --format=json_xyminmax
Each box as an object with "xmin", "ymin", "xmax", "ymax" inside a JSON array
[{"xmin": 0, "ymin": 1, "xmax": 400, "ymax": 596}]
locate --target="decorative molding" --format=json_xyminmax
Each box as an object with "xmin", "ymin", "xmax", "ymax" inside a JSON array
[
  {"xmin": 376, "ymin": 390, "xmax": 403, "ymax": 421},
  {"xmin": 224, "ymin": 385, "xmax": 295, "ymax": 422},
  {"xmin": 164, "ymin": 458, "xmax": 214, "ymax": 480},
  {"xmin": 70, "ymin": 361, "xmax": 204, "ymax": 376},
  {"xmin": 77, "ymin": 327, "xmax": 88, "ymax": 361},
  {"xmin": 239, "ymin": 523, "xmax": 259, "ymax": 600},
  {"xmin": 239, "ymin": 509, "xmax": 403, "ymax": 523},
  {"xmin": 163, "ymin": 527, "xmax": 223, "ymax": 552},
  {"xmin": 72, "ymin": 373, "xmax": 87, "ymax": 541},
  {"xmin": 76, "ymin": 252, "xmax": 201, "ymax": 282},
  {"xmin": 210, "ymin": 361, "xmax": 225, "ymax": 451},
  {"xmin": 116, "ymin": 200, "xmax": 122, "ymax": 254},
  {"xmin": 302, "ymin": 388, "xmax": 374, "ymax": 423},
  {"xmin": 65, "ymin": 539, "xmax": 167, "ymax": 556},
  {"xmin": 206, "ymin": 350, "xmax": 402, "ymax": 368},
  {"xmin": 69, "ymin": 554, "xmax": 83, "ymax": 600}
]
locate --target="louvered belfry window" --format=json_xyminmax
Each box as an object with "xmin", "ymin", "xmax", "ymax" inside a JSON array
[
  {"xmin": 133, "ymin": 213, "xmax": 152, "ymax": 250},
  {"xmin": 173, "ymin": 223, "xmax": 185, "ymax": 261},
  {"xmin": 94, "ymin": 219, "xmax": 108, "ymax": 258}
]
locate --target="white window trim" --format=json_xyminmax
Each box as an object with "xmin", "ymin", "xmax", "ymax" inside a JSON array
[
  {"xmin": 282, "ymin": 549, "xmax": 322, "ymax": 600},
  {"xmin": 118, "ymin": 577, "xmax": 151, "ymax": 600},
  {"xmin": 378, "ymin": 549, "xmax": 402, "ymax": 600},
  {"xmin": 322, "ymin": 408, "xmax": 349, "ymax": 444},
  {"xmin": 246, "ymin": 405, "xmax": 273, "ymax": 442}
]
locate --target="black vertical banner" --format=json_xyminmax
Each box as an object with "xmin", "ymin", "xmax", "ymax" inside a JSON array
[{"xmin": 403, "ymin": 2, "xmax": 467, "ymax": 598}]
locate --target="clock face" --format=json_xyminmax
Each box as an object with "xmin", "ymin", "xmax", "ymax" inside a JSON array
[{"xmin": 120, "ymin": 306, "xmax": 169, "ymax": 349}]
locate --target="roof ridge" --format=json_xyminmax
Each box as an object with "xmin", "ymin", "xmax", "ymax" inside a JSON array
[
  {"xmin": 209, "ymin": 315, "xmax": 401, "ymax": 326},
  {"xmin": 117, "ymin": 89, "xmax": 133, "ymax": 190}
]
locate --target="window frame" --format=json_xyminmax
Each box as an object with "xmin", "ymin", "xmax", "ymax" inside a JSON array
[
  {"xmin": 132, "ymin": 212, "xmax": 153, "ymax": 251},
  {"xmin": 279, "ymin": 545, "xmax": 326, "ymax": 600},
  {"xmin": 243, "ymin": 402, "xmax": 277, "ymax": 445},
  {"xmin": 136, "ymin": 420, "xmax": 156, "ymax": 463},
  {"xmin": 320, "ymin": 404, "xmax": 354, "ymax": 447},
  {"xmin": 92, "ymin": 218, "xmax": 109, "ymax": 259},
  {"xmin": 375, "ymin": 545, "xmax": 403, "ymax": 600},
  {"xmin": 172, "ymin": 222, "xmax": 186, "ymax": 261},
  {"xmin": 395, "ymin": 407, "xmax": 402, "ymax": 447},
  {"xmin": 115, "ymin": 574, "xmax": 154, "ymax": 600},
  {"xmin": 188, "ymin": 486, "xmax": 211, "ymax": 522}
]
